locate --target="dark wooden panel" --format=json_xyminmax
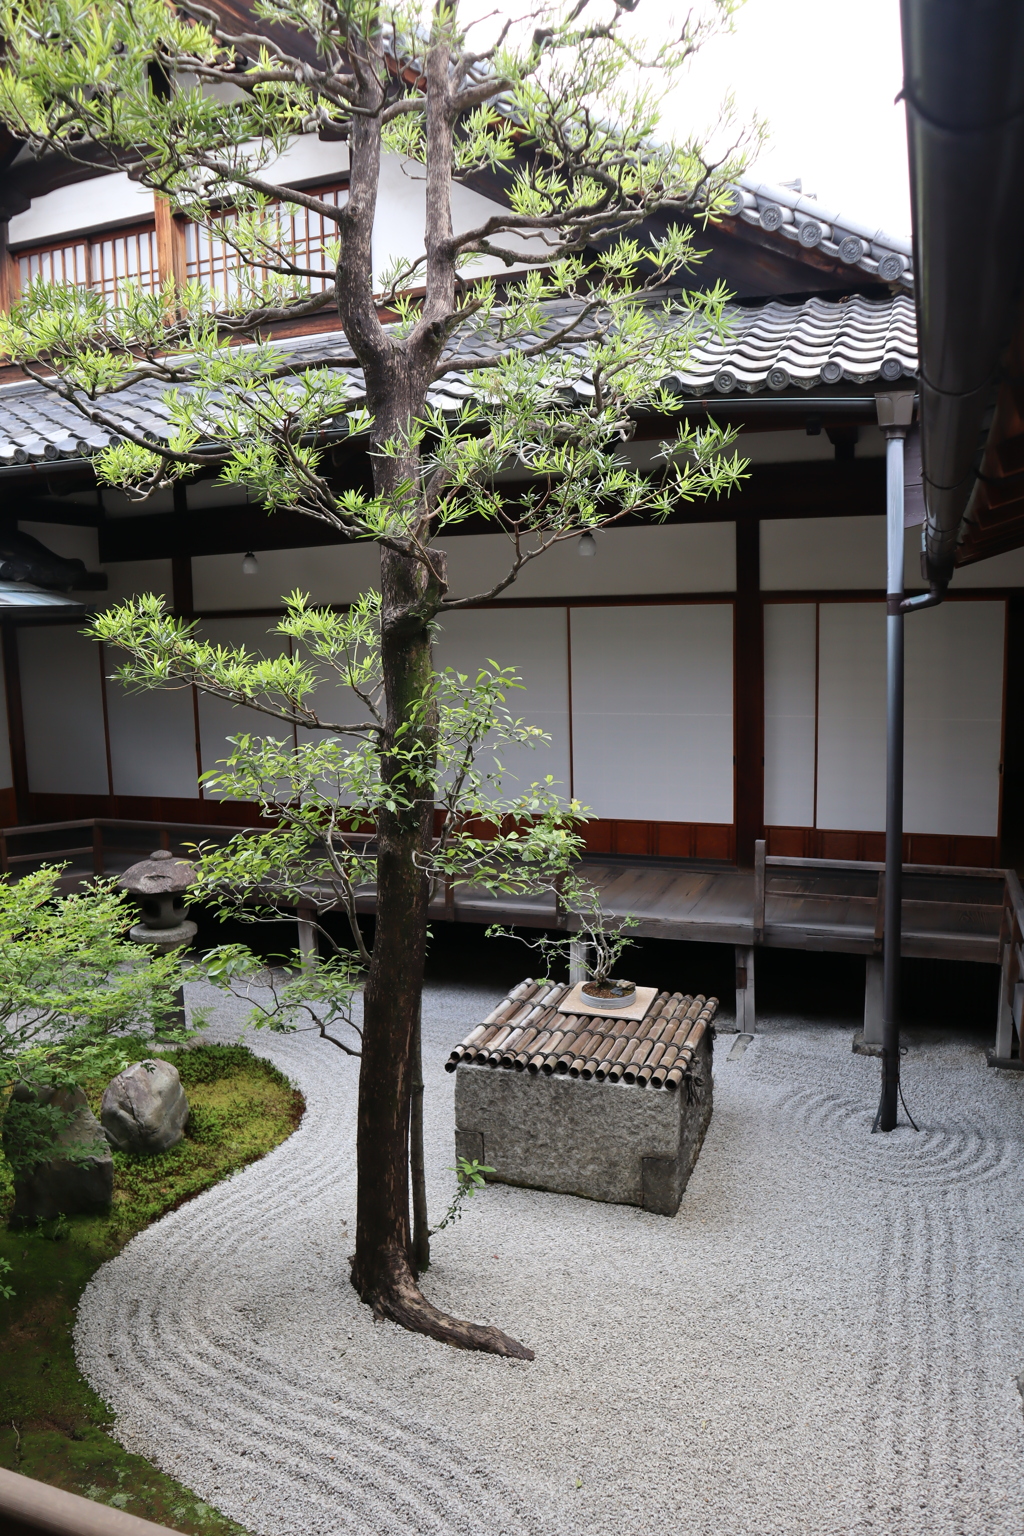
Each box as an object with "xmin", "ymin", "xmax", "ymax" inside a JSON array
[
  {"xmin": 734, "ymin": 521, "xmax": 764, "ymax": 867},
  {"xmin": 767, "ymin": 824, "xmax": 1000, "ymax": 869}
]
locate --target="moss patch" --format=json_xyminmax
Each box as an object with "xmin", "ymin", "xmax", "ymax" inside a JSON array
[{"xmin": 0, "ymin": 1042, "xmax": 304, "ymax": 1534}]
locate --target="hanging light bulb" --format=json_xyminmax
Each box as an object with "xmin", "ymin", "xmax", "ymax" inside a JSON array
[
  {"xmin": 241, "ymin": 551, "xmax": 259, "ymax": 576},
  {"xmin": 578, "ymin": 530, "xmax": 597, "ymax": 557}
]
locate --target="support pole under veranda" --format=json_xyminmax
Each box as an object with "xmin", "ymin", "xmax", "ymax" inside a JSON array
[{"xmin": 873, "ymin": 388, "xmax": 921, "ymax": 1133}]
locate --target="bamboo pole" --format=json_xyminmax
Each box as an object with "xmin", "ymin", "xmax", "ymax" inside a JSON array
[{"xmin": 556, "ymin": 1027, "xmax": 600, "ymax": 1073}]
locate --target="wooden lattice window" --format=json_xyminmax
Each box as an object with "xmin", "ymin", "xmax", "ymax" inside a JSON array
[
  {"xmin": 15, "ymin": 223, "xmax": 160, "ymax": 304},
  {"xmin": 183, "ymin": 183, "xmax": 347, "ymax": 299}
]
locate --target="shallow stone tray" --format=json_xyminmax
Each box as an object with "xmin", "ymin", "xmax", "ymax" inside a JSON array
[{"xmin": 556, "ymin": 981, "xmax": 658, "ymax": 1021}]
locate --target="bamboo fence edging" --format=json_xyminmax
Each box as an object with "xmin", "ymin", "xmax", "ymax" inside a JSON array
[{"xmin": 447, "ymin": 985, "xmax": 719, "ymax": 1087}]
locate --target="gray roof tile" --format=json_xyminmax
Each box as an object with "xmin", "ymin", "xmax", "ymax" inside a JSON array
[
  {"xmin": 0, "ymin": 292, "xmax": 918, "ymax": 463},
  {"xmin": 724, "ymin": 175, "xmax": 913, "ymax": 291}
]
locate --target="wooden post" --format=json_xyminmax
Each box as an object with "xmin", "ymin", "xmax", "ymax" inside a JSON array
[
  {"xmin": 735, "ymin": 945, "xmax": 755, "ymax": 1032},
  {"xmin": 92, "ymin": 822, "xmax": 105, "ymax": 877},
  {"xmin": 753, "ymin": 837, "xmax": 765, "ymax": 942},
  {"xmin": 569, "ymin": 940, "xmax": 590, "ymax": 984},
  {"xmin": 0, "ymin": 220, "xmax": 16, "ymax": 313},
  {"xmin": 2, "ymin": 623, "xmax": 30, "ymax": 823},
  {"xmin": 153, "ymin": 193, "xmax": 187, "ymax": 294},
  {"xmin": 862, "ymin": 956, "xmax": 884, "ymax": 1048},
  {"xmin": 296, "ymin": 903, "xmax": 318, "ymax": 968},
  {"xmin": 734, "ymin": 520, "xmax": 765, "ymax": 868},
  {"xmin": 994, "ymin": 933, "xmax": 1016, "ymax": 1061}
]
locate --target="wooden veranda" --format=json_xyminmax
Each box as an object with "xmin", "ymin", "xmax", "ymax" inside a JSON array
[{"xmin": 4, "ymin": 818, "xmax": 1020, "ymax": 1062}]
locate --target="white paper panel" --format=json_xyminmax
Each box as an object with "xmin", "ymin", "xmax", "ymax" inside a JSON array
[
  {"xmin": 904, "ymin": 601, "xmax": 1004, "ymax": 836},
  {"xmin": 815, "ymin": 603, "xmax": 886, "ymax": 830},
  {"xmin": 192, "ymin": 543, "xmax": 379, "ymax": 610},
  {"xmin": 196, "ymin": 618, "xmax": 293, "ymax": 795},
  {"xmin": 19, "ymin": 625, "xmax": 109, "ymax": 794},
  {"xmin": 569, "ymin": 605, "xmax": 734, "ymax": 822},
  {"xmin": 438, "ymin": 523, "xmax": 736, "ymax": 602},
  {"xmin": 432, "ymin": 608, "xmax": 571, "ymax": 802},
  {"xmin": 763, "ymin": 603, "xmax": 816, "ymax": 826},
  {"xmin": 816, "ymin": 600, "xmax": 1006, "ymax": 836},
  {"xmin": 761, "ymin": 516, "xmax": 885, "ymax": 591},
  {"xmin": 104, "ymin": 670, "xmax": 199, "ymax": 798}
]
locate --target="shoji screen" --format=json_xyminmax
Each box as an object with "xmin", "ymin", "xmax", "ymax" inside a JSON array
[
  {"xmin": 568, "ymin": 604, "xmax": 734, "ymax": 822},
  {"xmin": 763, "ymin": 603, "xmax": 816, "ymax": 827},
  {"xmin": 19, "ymin": 626, "xmax": 109, "ymax": 795},
  {"xmin": 104, "ymin": 669, "xmax": 199, "ymax": 798},
  {"xmin": 432, "ymin": 607, "xmax": 571, "ymax": 801},
  {"xmin": 814, "ymin": 600, "xmax": 1005, "ymax": 835},
  {"xmin": 904, "ymin": 600, "xmax": 1004, "ymax": 836}
]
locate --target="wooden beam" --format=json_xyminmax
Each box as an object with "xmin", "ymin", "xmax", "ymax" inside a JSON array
[
  {"xmin": 734, "ymin": 520, "xmax": 764, "ymax": 868},
  {"xmin": 2, "ymin": 623, "xmax": 30, "ymax": 822}
]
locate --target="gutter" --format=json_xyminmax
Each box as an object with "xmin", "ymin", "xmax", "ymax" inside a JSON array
[{"xmin": 901, "ymin": 0, "xmax": 1024, "ymax": 586}]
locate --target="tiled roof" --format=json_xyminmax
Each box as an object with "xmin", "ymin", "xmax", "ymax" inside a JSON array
[
  {"xmin": 0, "ymin": 293, "xmax": 918, "ymax": 466},
  {"xmin": 723, "ymin": 174, "xmax": 914, "ymax": 292}
]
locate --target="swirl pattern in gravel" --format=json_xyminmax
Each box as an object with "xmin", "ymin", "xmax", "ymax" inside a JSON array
[{"xmin": 76, "ymin": 990, "xmax": 1024, "ymax": 1535}]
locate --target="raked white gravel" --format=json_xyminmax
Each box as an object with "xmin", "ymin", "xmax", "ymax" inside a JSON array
[{"xmin": 75, "ymin": 980, "xmax": 1024, "ymax": 1536}]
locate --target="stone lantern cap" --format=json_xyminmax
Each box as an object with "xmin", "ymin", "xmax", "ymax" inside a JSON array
[
  {"xmin": 119, "ymin": 850, "xmax": 198, "ymax": 950},
  {"xmin": 118, "ymin": 848, "xmax": 195, "ymax": 897}
]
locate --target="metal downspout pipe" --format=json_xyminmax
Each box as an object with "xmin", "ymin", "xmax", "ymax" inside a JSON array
[{"xmin": 875, "ymin": 390, "xmax": 927, "ymax": 1133}]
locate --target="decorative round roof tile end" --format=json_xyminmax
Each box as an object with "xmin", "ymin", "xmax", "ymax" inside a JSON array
[
  {"xmin": 879, "ymin": 357, "xmax": 905, "ymax": 381},
  {"xmin": 797, "ymin": 220, "xmax": 824, "ymax": 248},
  {"xmin": 766, "ymin": 366, "xmax": 791, "ymax": 391},
  {"xmin": 878, "ymin": 253, "xmax": 908, "ymax": 282},
  {"xmin": 838, "ymin": 235, "xmax": 868, "ymax": 264},
  {"xmin": 713, "ymin": 369, "xmax": 737, "ymax": 393},
  {"xmin": 819, "ymin": 360, "xmax": 844, "ymax": 385},
  {"xmin": 759, "ymin": 204, "xmax": 784, "ymax": 232}
]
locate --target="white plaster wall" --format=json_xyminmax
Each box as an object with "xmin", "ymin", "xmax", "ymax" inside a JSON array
[
  {"xmin": 761, "ymin": 516, "xmax": 885, "ymax": 591},
  {"xmin": 944, "ymin": 545, "xmax": 1024, "ymax": 589},
  {"xmin": 17, "ymin": 522, "xmax": 100, "ymax": 568},
  {"xmin": 100, "ymin": 560, "xmax": 174, "ymax": 606},
  {"xmin": 372, "ymin": 153, "xmax": 544, "ymax": 286},
  {"xmin": 439, "ymin": 523, "xmax": 736, "ymax": 602},
  {"xmin": 9, "ymin": 173, "xmax": 154, "ymax": 246},
  {"xmin": 432, "ymin": 607, "xmax": 572, "ymax": 802},
  {"xmin": 568, "ymin": 604, "xmax": 734, "ymax": 823},
  {"xmin": 19, "ymin": 625, "xmax": 109, "ymax": 795},
  {"xmin": 192, "ymin": 544, "xmax": 379, "ymax": 610},
  {"xmin": 763, "ymin": 602, "xmax": 816, "ymax": 827}
]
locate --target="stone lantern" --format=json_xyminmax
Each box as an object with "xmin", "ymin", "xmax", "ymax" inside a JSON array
[
  {"xmin": 118, "ymin": 849, "xmax": 197, "ymax": 954},
  {"xmin": 119, "ymin": 850, "xmax": 197, "ymax": 1035}
]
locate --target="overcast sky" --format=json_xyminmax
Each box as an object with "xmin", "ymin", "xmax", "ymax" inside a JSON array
[{"xmin": 661, "ymin": 0, "xmax": 910, "ymax": 235}]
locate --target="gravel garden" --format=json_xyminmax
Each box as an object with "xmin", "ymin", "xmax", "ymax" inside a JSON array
[{"xmin": 7, "ymin": 964, "xmax": 1015, "ymax": 1536}]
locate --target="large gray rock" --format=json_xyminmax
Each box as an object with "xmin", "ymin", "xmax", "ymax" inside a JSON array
[
  {"xmin": 3, "ymin": 1082, "xmax": 113, "ymax": 1227},
  {"xmin": 101, "ymin": 1059, "xmax": 189, "ymax": 1154}
]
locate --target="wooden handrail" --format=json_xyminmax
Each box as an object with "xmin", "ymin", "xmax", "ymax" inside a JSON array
[
  {"xmin": 765, "ymin": 853, "xmax": 1004, "ymax": 880},
  {"xmin": 0, "ymin": 1466, "xmax": 177, "ymax": 1536}
]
